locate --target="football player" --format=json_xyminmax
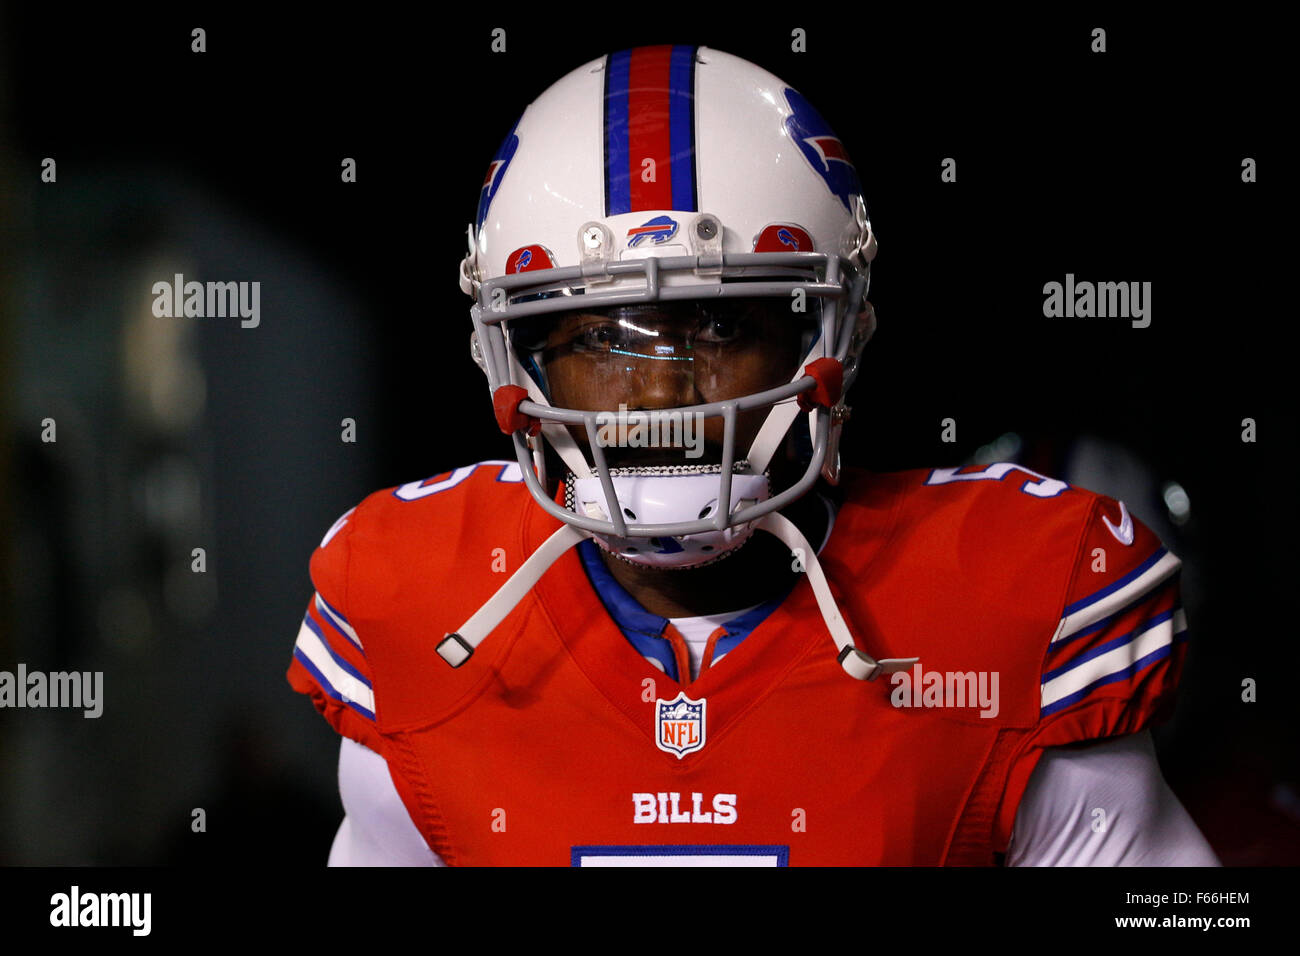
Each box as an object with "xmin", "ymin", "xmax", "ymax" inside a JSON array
[{"xmin": 289, "ymin": 45, "xmax": 1219, "ymax": 866}]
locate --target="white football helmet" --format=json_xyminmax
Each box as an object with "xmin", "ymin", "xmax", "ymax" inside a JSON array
[{"xmin": 460, "ymin": 45, "xmax": 877, "ymax": 570}]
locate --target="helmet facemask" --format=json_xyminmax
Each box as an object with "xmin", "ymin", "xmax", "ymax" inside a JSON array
[{"xmin": 466, "ymin": 223, "xmax": 874, "ymax": 569}]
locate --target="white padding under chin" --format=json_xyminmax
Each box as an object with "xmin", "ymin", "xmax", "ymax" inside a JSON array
[{"xmin": 572, "ymin": 470, "xmax": 770, "ymax": 569}]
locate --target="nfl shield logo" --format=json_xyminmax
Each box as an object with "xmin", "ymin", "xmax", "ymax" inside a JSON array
[{"xmin": 655, "ymin": 692, "xmax": 706, "ymax": 759}]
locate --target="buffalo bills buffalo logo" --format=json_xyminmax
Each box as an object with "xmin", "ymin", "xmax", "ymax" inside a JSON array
[
  {"xmin": 783, "ymin": 88, "xmax": 861, "ymax": 213},
  {"xmin": 505, "ymin": 245, "xmax": 557, "ymax": 275},
  {"xmin": 476, "ymin": 118, "xmax": 521, "ymax": 229},
  {"xmin": 753, "ymin": 223, "xmax": 814, "ymax": 253},
  {"xmin": 626, "ymin": 215, "xmax": 680, "ymax": 248}
]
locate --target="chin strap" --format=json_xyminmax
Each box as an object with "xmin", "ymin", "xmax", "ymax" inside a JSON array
[
  {"xmin": 507, "ymin": 352, "xmax": 593, "ymax": 480},
  {"xmin": 437, "ymin": 524, "xmax": 592, "ymax": 667},
  {"xmin": 754, "ymin": 511, "xmax": 918, "ymax": 681},
  {"xmin": 746, "ymin": 358, "xmax": 844, "ymax": 476},
  {"xmin": 438, "ymin": 510, "xmax": 918, "ymax": 682}
]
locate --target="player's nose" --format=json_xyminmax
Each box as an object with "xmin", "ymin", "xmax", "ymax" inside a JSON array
[{"xmin": 624, "ymin": 349, "xmax": 698, "ymax": 410}]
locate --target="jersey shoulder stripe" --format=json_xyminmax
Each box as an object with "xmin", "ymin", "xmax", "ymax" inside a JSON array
[
  {"xmin": 316, "ymin": 592, "xmax": 363, "ymax": 652},
  {"xmin": 1054, "ymin": 547, "xmax": 1182, "ymax": 643},
  {"xmin": 1039, "ymin": 493, "xmax": 1187, "ymax": 722},
  {"xmin": 294, "ymin": 602, "xmax": 375, "ymax": 721},
  {"xmin": 1042, "ymin": 607, "xmax": 1188, "ymax": 716}
]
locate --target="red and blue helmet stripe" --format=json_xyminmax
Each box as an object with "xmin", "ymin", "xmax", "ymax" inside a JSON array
[{"xmin": 604, "ymin": 45, "xmax": 698, "ymax": 216}]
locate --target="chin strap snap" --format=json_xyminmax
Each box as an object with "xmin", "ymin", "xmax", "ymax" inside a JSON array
[{"xmin": 755, "ymin": 511, "xmax": 918, "ymax": 681}]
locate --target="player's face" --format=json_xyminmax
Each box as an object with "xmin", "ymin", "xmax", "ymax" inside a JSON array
[{"xmin": 529, "ymin": 299, "xmax": 809, "ymax": 467}]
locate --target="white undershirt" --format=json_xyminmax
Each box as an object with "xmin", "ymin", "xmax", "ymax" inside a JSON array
[
  {"xmin": 1005, "ymin": 729, "xmax": 1219, "ymax": 866},
  {"xmin": 667, "ymin": 605, "xmax": 761, "ymax": 679}
]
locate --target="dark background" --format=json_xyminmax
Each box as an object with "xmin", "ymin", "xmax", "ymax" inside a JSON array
[{"xmin": 0, "ymin": 7, "xmax": 1294, "ymax": 865}]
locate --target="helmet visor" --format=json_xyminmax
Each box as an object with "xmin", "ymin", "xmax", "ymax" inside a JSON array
[{"xmin": 512, "ymin": 298, "xmax": 816, "ymax": 467}]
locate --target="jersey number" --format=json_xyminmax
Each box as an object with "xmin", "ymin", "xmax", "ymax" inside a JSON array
[{"xmin": 924, "ymin": 462, "xmax": 1068, "ymax": 498}]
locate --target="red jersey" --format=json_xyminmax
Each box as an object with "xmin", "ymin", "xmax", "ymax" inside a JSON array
[{"xmin": 287, "ymin": 460, "xmax": 1186, "ymax": 865}]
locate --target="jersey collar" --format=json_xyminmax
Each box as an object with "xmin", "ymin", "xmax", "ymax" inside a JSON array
[{"xmin": 575, "ymin": 538, "xmax": 791, "ymax": 680}]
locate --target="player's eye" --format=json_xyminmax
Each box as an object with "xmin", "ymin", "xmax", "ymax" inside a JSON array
[
  {"xmin": 574, "ymin": 322, "xmax": 619, "ymax": 352},
  {"xmin": 694, "ymin": 314, "xmax": 746, "ymax": 346}
]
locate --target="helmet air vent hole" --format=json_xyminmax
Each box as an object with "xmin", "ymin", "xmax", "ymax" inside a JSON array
[
  {"xmin": 623, "ymin": 508, "xmax": 637, "ymax": 520},
  {"xmin": 698, "ymin": 504, "xmax": 713, "ymax": 519},
  {"xmin": 701, "ymin": 546, "xmax": 715, "ymax": 552}
]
